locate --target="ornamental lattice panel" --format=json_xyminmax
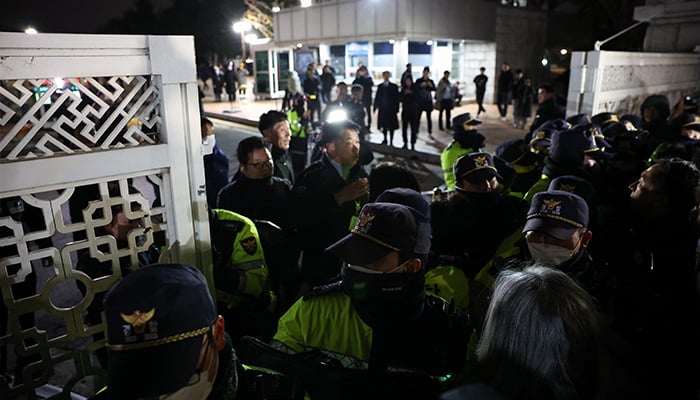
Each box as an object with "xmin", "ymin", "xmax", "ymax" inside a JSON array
[
  {"xmin": 0, "ymin": 76, "xmax": 161, "ymax": 161},
  {"xmin": 0, "ymin": 176, "xmax": 169, "ymax": 398},
  {"xmin": 0, "ymin": 33, "xmax": 211, "ymax": 399}
]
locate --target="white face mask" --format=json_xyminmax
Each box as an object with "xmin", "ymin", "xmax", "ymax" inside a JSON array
[
  {"xmin": 527, "ymin": 242, "xmax": 574, "ymax": 266},
  {"xmin": 202, "ymin": 135, "xmax": 216, "ymax": 156}
]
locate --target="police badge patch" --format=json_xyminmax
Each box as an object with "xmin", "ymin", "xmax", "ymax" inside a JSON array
[{"xmin": 240, "ymin": 236, "xmax": 258, "ymax": 255}]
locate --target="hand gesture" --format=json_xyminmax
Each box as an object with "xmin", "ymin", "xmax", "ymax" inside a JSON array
[{"xmin": 334, "ymin": 178, "xmax": 369, "ymax": 205}]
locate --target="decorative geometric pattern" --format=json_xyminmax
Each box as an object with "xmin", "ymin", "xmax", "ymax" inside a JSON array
[
  {"xmin": 0, "ymin": 76, "xmax": 161, "ymax": 161},
  {"xmin": 0, "ymin": 174, "xmax": 169, "ymax": 398}
]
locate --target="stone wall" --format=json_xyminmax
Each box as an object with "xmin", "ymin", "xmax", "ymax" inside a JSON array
[
  {"xmin": 635, "ymin": 0, "xmax": 700, "ymax": 52},
  {"xmin": 495, "ymin": 6, "xmax": 549, "ymax": 90}
]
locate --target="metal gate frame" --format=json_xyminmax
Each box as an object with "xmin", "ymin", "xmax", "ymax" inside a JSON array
[{"xmin": 0, "ymin": 32, "xmax": 212, "ymax": 398}]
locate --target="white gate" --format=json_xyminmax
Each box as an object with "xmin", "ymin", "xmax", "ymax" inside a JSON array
[
  {"xmin": 567, "ymin": 50, "xmax": 700, "ymax": 117},
  {"xmin": 0, "ymin": 32, "xmax": 212, "ymax": 398}
]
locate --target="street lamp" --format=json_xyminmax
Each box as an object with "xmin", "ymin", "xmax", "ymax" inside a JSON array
[{"xmin": 233, "ymin": 20, "xmax": 252, "ymax": 61}]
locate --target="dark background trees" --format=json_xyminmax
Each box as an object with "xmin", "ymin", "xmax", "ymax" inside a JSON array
[{"xmin": 96, "ymin": 0, "xmax": 247, "ymax": 64}]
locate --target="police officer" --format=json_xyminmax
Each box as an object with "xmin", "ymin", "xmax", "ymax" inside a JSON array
[
  {"xmin": 523, "ymin": 127, "xmax": 601, "ymax": 204},
  {"xmin": 494, "ymin": 138, "xmax": 544, "ymax": 199},
  {"xmin": 209, "ymin": 208, "xmax": 277, "ymax": 343},
  {"xmin": 217, "ymin": 135, "xmax": 302, "ymax": 312},
  {"xmin": 272, "ymin": 202, "xmax": 470, "ymax": 397},
  {"xmin": 440, "ymin": 113, "xmax": 485, "ymax": 190},
  {"xmin": 521, "ymin": 190, "xmax": 609, "ymax": 305},
  {"xmin": 96, "ymin": 263, "xmax": 244, "ymax": 399},
  {"xmin": 431, "ymin": 152, "xmax": 528, "ymax": 281}
]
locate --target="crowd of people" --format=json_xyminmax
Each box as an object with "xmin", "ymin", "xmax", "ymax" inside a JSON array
[
  {"xmin": 275, "ymin": 62, "xmax": 468, "ymax": 152},
  {"xmin": 82, "ymin": 67, "xmax": 700, "ymax": 399},
  {"xmin": 198, "ymin": 60, "xmax": 251, "ymax": 103}
]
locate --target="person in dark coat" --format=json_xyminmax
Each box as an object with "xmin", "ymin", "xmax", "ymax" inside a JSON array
[
  {"xmin": 400, "ymin": 76, "xmax": 421, "ymax": 149},
  {"xmin": 473, "ymin": 67, "xmax": 488, "ymax": 117},
  {"xmin": 514, "ymin": 77, "xmax": 535, "ymax": 130},
  {"xmin": 415, "ymin": 66, "xmax": 436, "ymax": 137},
  {"xmin": 352, "ymin": 65, "xmax": 374, "ymax": 129},
  {"xmin": 202, "ymin": 117, "xmax": 230, "ymax": 210},
  {"xmin": 431, "ymin": 152, "xmax": 528, "ymax": 279},
  {"xmin": 606, "ymin": 158, "xmax": 700, "ymax": 399},
  {"xmin": 216, "ymin": 136, "xmax": 300, "ymax": 309},
  {"xmin": 290, "ymin": 120, "xmax": 369, "ymax": 289},
  {"xmin": 217, "ymin": 136, "xmax": 293, "ymax": 229},
  {"xmin": 373, "ymin": 71, "xmax": 400, "ymax": 145},
  {"xmin": 213, "ymin": 64, "xmax": 224, "ymax": 102},
  {"xmin": 303, "ymin": 68, "xmax": 322, "ymax": 124},
  {"xmin": 527, "ymin": 83, "xmax": 565, "ymax": 140},
  {"xmin": 639, "ymin": 94, "xmax": 671, "ymax": 154},
  {"xmin": 320, "ymin": 64, "xmax": 336, "ymax": 104},
  {"xmin": 497, "ymin": 62, "xmax": 514, "ymax": 120},
  {"xmin": 223, "ymin": 61, "xmax": 237, "ymax": 102}
]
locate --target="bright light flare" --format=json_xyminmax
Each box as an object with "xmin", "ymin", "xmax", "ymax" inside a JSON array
[
  {"xmin": 53, "ymin": 77, "xmax": 66, "ymax": 89},
  {"xmin": 326, "ymin": 109, "xmax": 348, "ymax": 123},
  {"xmin": 233, "ymin": 20, "xmax": 252, "ymax": 33}
]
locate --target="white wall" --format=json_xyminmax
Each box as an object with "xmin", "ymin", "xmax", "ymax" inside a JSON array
[
  {"xmin": 273, "ymin": 0, "xmax": 496, "ymax": 46},
  {"xmin": 567, "ymin": 50, "xmax": 700, "ymax": 116}
]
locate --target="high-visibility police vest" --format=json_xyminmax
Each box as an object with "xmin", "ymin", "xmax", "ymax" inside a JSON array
[
  {"xmin": 210, "ymin": 209, "xmax": 269, "ymax": 309},
  {"xmin": 287, "ymin": 110, "xmax": 306, "ymax": 138},
  {"xmin": 523, "ymin": 174, "xmax": 551, "ymax": 205},
  {"xmin": 440, "ymin": 141, "xmax": 477, "ymax": 190},
  {"xmin": 424, "ymin": 265, "xmax": 470, "ymax": 312}
]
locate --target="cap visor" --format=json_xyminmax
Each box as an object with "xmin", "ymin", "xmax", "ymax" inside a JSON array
[
  {"xmin": 530, "ymin": 139, "xmax": 551, "ymax": 149},
  {"xmin": 523, "ymin": 217, "xmax": 578, "ymax": 241},
  {"xmin": 464, "ymin": 168, "xmax": 500, "ymax": 184},
  {"xmin": 108, "ymin": 334, "xmax": 202, "ymax": 399},
  {"xmin": 325, "ymin": 233, "xmax": 393, "ymax": 266}
]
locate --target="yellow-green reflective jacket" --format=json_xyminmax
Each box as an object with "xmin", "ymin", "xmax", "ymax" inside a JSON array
[
  {"xmin": 523, "ymin": 174, "xmax": 551, "ymax": 205},
  {"xmin": 440, "ymin": 141, "xmax": 474, "ymax": 190},
  {"xmin": 211, "ymin": 209, "xmax": 269, "ymax": 309},
  {"xmin": 287, "ymin": 110, "xmax": 306, "ymax": 138},
  {"xmin": 273, "ymin": 291, "xmax": 372, "ymax": 369},
  {"xmin": 424, "ymin": 265, "xmax": 470, "ymax": 312}
]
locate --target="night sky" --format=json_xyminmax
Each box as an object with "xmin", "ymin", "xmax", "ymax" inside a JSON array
[{"xmin": 1, "ymin": 0, "xmax": 175, "ymax": 34}]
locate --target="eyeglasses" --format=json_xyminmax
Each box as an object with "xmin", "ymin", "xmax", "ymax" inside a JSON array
[{"xmin": 247, "ymin": 158, "xmax": 272, "ymax": 168}]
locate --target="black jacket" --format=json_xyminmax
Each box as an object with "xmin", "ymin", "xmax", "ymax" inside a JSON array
[
  {"xmin": 528, "ymin": 97, "xmax": 565, "ymax": 137},
  {"xmin": 291, "ymin": 154, "xmax": 368, "ymax": 286},
  {"xmin": 216, "ymin": 173, "xmax": 293, "ymax": 230}
]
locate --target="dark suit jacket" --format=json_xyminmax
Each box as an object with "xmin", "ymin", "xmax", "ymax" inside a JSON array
[{"xmin": 374, "ymin": 82, "xmax": 400, "ymax": 130}]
